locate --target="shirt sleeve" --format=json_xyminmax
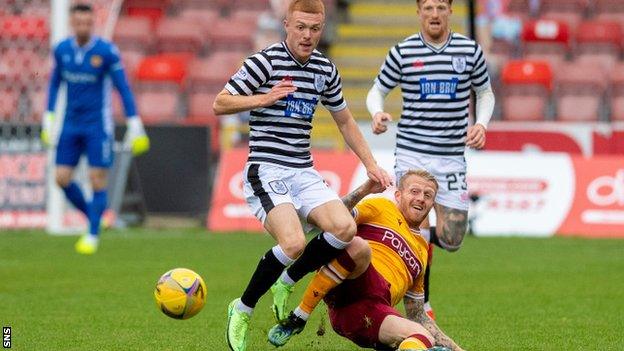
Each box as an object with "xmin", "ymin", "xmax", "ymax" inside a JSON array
[
  {"xmin": 320, "ymin": 63, "xmax": 347, "ymax": 112},
  {"xmin": 108, "ymin": 44, "xmax": 137, "ymax": 117},
  {"xmin": 225, "ymin": 51, "xmax": 272, "ymax": 96},
  {"xmin": 470, "ymin": 43, "xmax": 491, "ymax": 92},
  {"xmin": 46, "ymin": 45, "xmax": 62, "ymax": 112},
  {"xmin": 405, "ymin": 268, "xmax": 425, "ymax": 300},
  {"xmin": 374, "ymin": 44, "xmax": 402, "ymax": 94},
  {"xmin": 353, "ymin": 198, "xmax": 382, "ymax": 225}
]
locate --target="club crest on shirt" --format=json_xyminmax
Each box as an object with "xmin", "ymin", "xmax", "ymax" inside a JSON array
[
  {"xmin": 314, "ymin": 74, "xmax": 325, "ymax": 92},
  {"xmin": 90, "ymin": 55, "xmax": 103, "ymax": 68},
  {"xmin": 451, "ymin": 55, "xmax": 467, "ymax": 74},
  {"xmin": 235, "ymin": 67, "xmax": 248, "ymax": 80},
  {"xmin": 269, "ymin": 180, "xmax": 288, "ymax": 195}
]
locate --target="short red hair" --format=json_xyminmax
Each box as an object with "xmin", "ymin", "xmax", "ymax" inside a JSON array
[{"xmin": 288, "ymin": 0, "xmax": 325, "ymax": 16}]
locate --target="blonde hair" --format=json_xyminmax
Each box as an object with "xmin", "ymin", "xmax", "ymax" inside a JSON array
[
  {"xmin": 398, "ymin": 169, "xmax": 439, "ymax": 191},
  {"xmin": 417, "ymin": 0, "xmax": 453, "ymax": 6},
  {"xmin": 288, "ymin": 0, "xmax": 325, "ymax": 16}
]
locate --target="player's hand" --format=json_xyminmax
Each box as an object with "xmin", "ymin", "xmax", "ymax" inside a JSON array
[
  {"xmin": 466, "ymin": 123, "xmax": 486, "ymax": 149},
  {"xmin": 260, "ymin": 79, "xmax": 297, "ymax": 107},
  {"xmin": 124, "ymin": 117, "xmax": 150, "ymax": 156},
  {"xmin": 40, "ymin": 111, "xmax": 55, "ymax": 147},
  {"xmin": 371, "ymin": 112, "xmax": 392, "ymax": 135},
  {"xmin": 362, "ymin": 178, "xmax": 386, "ymax": 194},
  {"xmin": 366, "ymin": 164, "xmax": 392, "ymax": 188}
]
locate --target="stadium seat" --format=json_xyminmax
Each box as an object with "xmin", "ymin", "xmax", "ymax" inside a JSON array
[
  {"xmin": 206, "ymin": 18, "xmax": 256, "ymax": 52},
  {"xmin": 609, "ymin": 64, "xmax": 624, "ymax": 121},
  {"xmin": 506, "ymin": 0, "xmax": 537, "ymax": 19},
  {"xmin": 28, "ymin": 88, "xmax": 46, "ymax": 122},
  {"xmin": 136, "ymin": 91, "xmax": 179, "ymax": 124},
  {"xmin": 501, "ymin": 60, "xmax": 553, "ymax": 121},
  {"xmin": 574, "ymin": 20, "xmax": 622, "ymax": 70},
  {"xmin": 522, "ymin": 19, "xmax": 571, "ymax": 68},
  {"xmin": 135, "ymin": 54, "xmax": 189, "ymax": 86},
  {"xmin": 113, "ymin": 16, "xmax": 153, "ymax": 52},
  {"xmin": 557, "ymin": 96, "xmax": 602, "ymax": 122},
  {"xmin": 124, "ymin": 0, "xmax": 170, "ymax": 25},
  {"xmin": 501, "ymin": 60, "xmax": 553, "ymax": 89},
  {"xmin": 232, "ymin": 0, "xmax": 270, "ymax": 10},
  {"xmin": 542, "ymin": 13, "xmax": 583, "ymax": 30},
  {"xmin": 554, "ymin": 63, "xmax": 607, "ymax": 122},
  {"xmin": 0, "ymin": 16, "xmax": 48, "ymax": 41},
  {"xmin": 171, "ymin": 0, "xmax": 229, "ymax": 10},
  {"xmin": 188, "ymin": 93, "xmax": 218, "ymax": 118},
  {"xmin": 186, "ymin": 93, "xmax": 221, "ymax": 152},
  {"xmin": 502, "ymin": 95, "xmax": 547, "ymax": 121},
  {"xmin": 120, "ymin": 49, "xmax": 145, "ymax": 77},
  {"xmin": 0, "ymin": 49, "xmax": 48, "ymax": 88},
  {"xmin": 179, "ymin": 8, "xmax": 220, "ymax": 28},
  {"xmin": 187, "ymin": 51, "xmax": 247, "ymax": 92},
  {"xmin": 229, "ymin": 9, "xmax": 264, "ymax": 24},
  {"xmin": 0, "ymin": 88, "xmax": 20, "ymax": 121},
  {"xmin": 155, "ymin": 19, "xmax": 204, "ymax": 55},
  {"xmin": 540, "ymin": 0, "xmax": 587, "ymax": 16},
  {"xmin": 594, "ymin": 13, "xmax": 624, "ymax": 28},
  {"xmin": 594, "ymin": 0, "xmax": 624, "ymax": 16}
]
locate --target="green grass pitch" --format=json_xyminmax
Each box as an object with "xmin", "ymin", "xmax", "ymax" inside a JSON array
[{"xmin": 1, "ymin": 229, "xmax": 623, "ymax": 350}]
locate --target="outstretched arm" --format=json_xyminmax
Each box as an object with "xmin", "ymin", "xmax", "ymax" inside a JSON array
[
  {"xmin": 213, "ymin": 81, "xmax": 296, "ymax": 115},
  {"xmin": 341, "ymin": 179, "xmax": 386, "ymax": 211},
  {"xmin": 47, "ymin": 48, "xmax": 62, "ymax": 112},
  {"xmin": 404, "ymin": 296, "xmax": 464, "ymax": 351}
]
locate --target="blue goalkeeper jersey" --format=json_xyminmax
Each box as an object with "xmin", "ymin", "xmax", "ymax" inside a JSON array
[{"xmin": 47, "ymin": 36, "xmax": 137, "ymax": 131}]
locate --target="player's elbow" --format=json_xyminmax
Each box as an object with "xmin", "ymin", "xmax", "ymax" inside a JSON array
[
  {"xmin": 213, "ymin": 92, "xmax": 234, "ymax": 116},
  {"xmin": 212, "ymin": 96, "xmax": 227, "ymax": 115}
]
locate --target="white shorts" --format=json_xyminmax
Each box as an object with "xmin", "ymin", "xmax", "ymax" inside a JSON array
[
  {"xmin": 242, "ymin": 163, "xmax": 340, "ymax": 224},
  {"xmin": 394, "ymin": 154, "xmax": 469, "ymax": 211}
]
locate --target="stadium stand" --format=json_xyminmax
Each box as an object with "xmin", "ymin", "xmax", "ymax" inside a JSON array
[
  {"xmin": 3, "ymin": 0, "xmax": 624, "ymax": 148},
  {"xmin": 609, "ymin": 63, "xmax": 624, "ymax": 121}
]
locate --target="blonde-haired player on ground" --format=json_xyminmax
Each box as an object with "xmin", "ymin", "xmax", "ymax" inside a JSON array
[
  {"xmin": 214, "ymin": 0, "xmax": 391, "ymax": 350},
  {"xmin": 268, "ymin": 170, "xmax": 465, "ymax": 351}
]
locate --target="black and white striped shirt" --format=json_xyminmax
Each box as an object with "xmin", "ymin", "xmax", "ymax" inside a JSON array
[
  {"xmin": 225, "ymin": 42, "xmax": 347, "ymax": 168},
  {"xmin": 375, "ymin": 32, "xmax": 490, "ymax": 157}
]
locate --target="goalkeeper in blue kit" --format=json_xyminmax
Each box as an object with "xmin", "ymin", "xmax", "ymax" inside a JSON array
[{"xmin": 42, "ymin": 3, "xmax": 149, "ymax": 254}]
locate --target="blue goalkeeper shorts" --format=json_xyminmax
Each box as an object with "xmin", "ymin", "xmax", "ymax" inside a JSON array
[{"xmin": 55, "ymin": 124, "xmax": 113, "ymax": 168}]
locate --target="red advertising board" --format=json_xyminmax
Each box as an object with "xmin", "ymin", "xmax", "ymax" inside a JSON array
[{"xmin": 558, "ymin": 157, "xmax": 624, "ymax": 238}]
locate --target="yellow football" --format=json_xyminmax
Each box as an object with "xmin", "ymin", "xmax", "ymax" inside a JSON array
[
  {"xmin": 154, "ymin": 268, "xmax": 207, "ymax": 320},
  {"xmin": 397, "ymin": 336, "xmax": 429, "ymax": 350}
]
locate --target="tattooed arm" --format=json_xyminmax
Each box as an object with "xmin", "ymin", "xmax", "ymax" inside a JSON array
[
  {"xmin": 404, "ymin": 296, "xmax": 464, "ymax": 351},
  {"xmin": 341, "ymin": 179, "xmax": 386, "ymax": 211}
]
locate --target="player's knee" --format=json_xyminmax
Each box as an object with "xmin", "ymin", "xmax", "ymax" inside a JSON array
[
  {"xmin": 89, "ymin": 173, "xmax": 107, "ymax": 190},
  {"xmin": 281, "ymin": 237, "xmax": 306, "ymax": 260},
  {"xmin": 55, "ymin": 173, "xmax": 71, "ymax": 188},
  {"xmin": 331, "ymin": 218, "xmax": 356, "ymax": 242},
  {"xmin": 346, "ymin": 237, "xmax": 371, "ymax": 264}
]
